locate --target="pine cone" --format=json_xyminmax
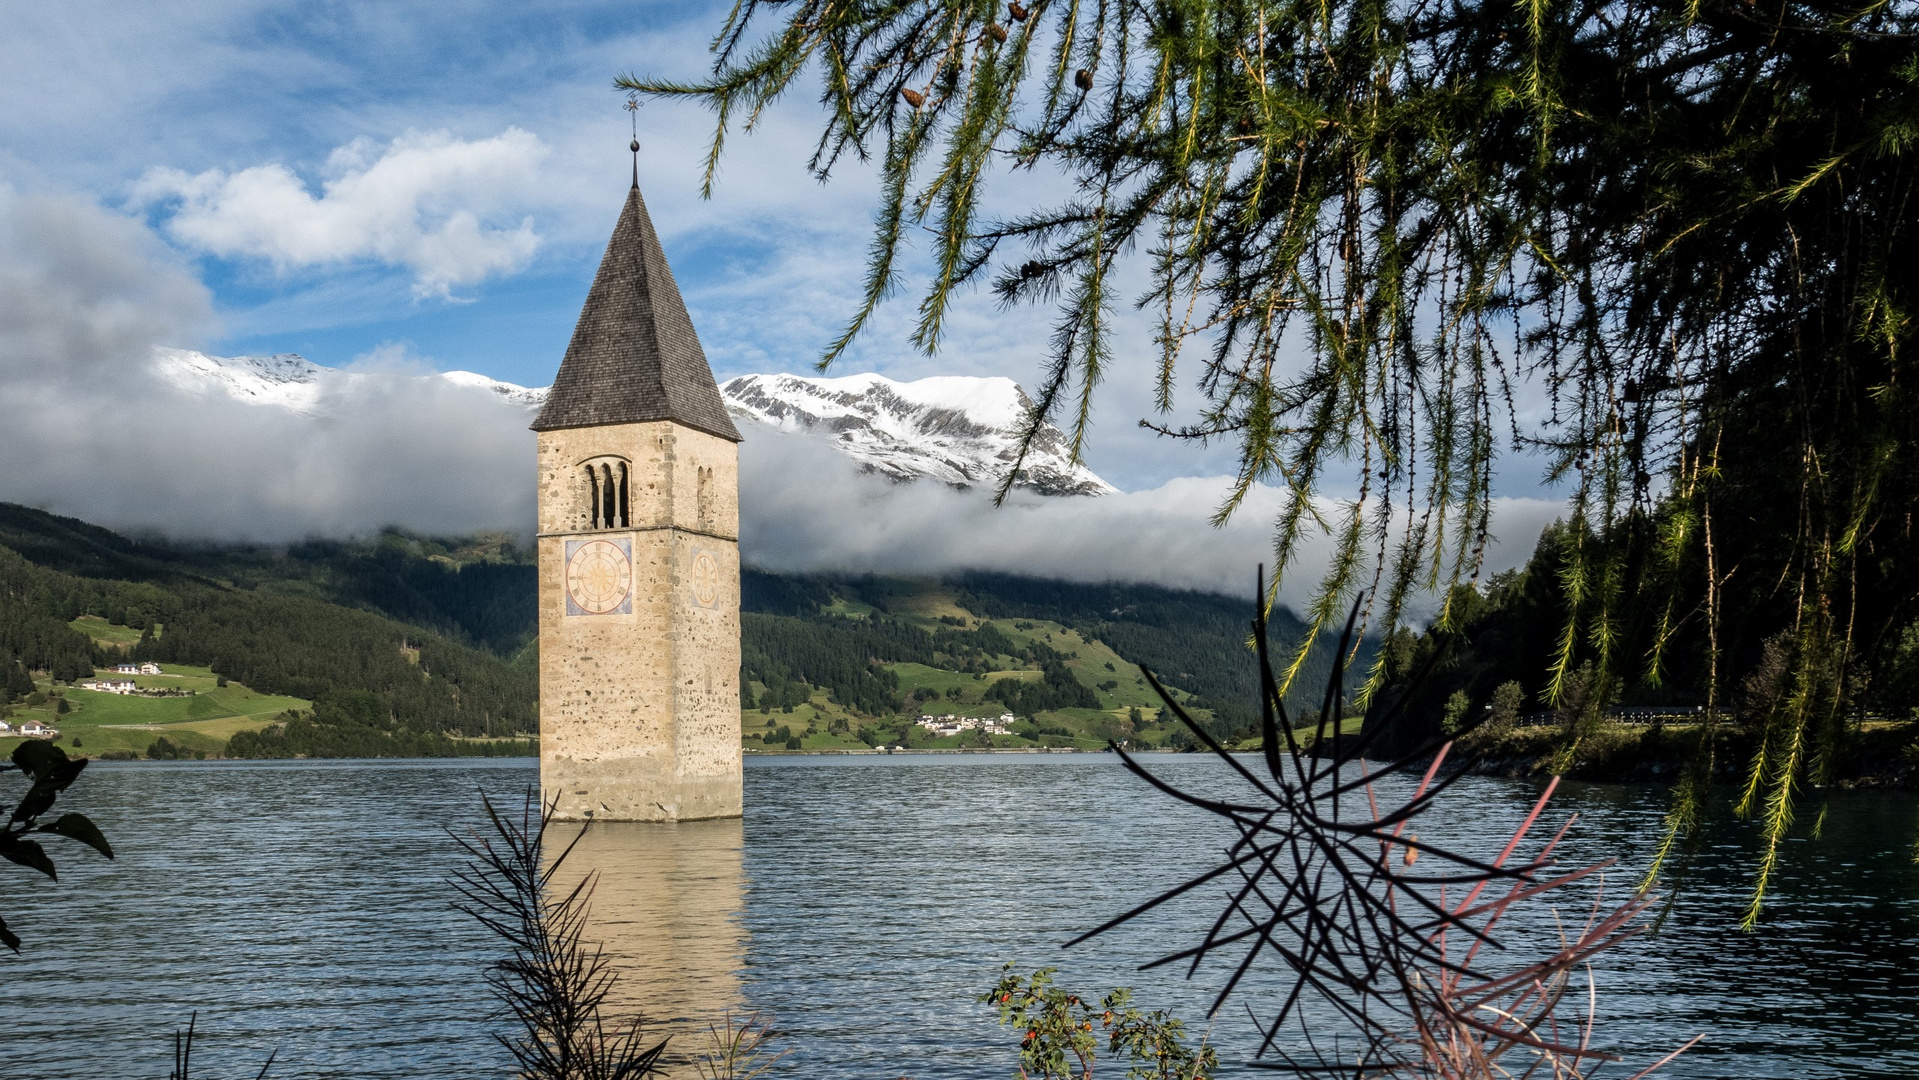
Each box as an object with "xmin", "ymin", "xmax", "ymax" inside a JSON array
[
  {"xmin": 1074, "ymin": 68, "xmax": 1094, "ymax": 91},
  {"xmin": 1009, "ymin": 2, "xmax": 1029, "ymax": 20},
  {"xmin": 988, "ymin": 22, "xmax": 1008, "ymax": 43},
  {"xmin": 901, "ymin": 87, "xmax": 925, "ymax": 108}
]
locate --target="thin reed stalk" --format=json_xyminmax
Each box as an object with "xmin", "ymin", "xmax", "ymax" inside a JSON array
[
  {"xmin": 1080, "ymin": 574, "xmax": 1700, "ymax": 1076},
  {"xmin": 449, "ymin": 792, "xmax": 669, "ymax": 1080}
]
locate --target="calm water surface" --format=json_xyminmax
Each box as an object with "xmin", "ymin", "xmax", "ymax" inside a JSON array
[{"xmin": 0, "ymin": 756, "xmax": 1913, "ymax": 1078}]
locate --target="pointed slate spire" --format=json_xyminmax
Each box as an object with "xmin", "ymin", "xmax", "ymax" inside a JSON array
[{"xmin": 532, "ymin": 176, "xmax": 740, "ymax": 442}]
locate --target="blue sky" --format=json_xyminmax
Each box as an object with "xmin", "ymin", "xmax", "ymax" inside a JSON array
[
  {"xmin": 4, "ymin": 2, "xmax": 822, "ymax": 379},
  {"xmin": 6, "ymin": 0, "xmax": 1229, "ymax": 478}
]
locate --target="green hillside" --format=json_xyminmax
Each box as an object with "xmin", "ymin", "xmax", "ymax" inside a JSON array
[
  {"xmin": 0, "ymin": 502, "xmax": 537, "ymax": 656},
  {"xmin": 4, "ymin": 662, "xmax": 310, "ymax": 758},
  {"xmin": 0, "ymin": 505, "xmax": 537, "ymax": 759},
  {"xmin": 0, "ymin": 502, "xmax": 1365, "ymax": 758}
]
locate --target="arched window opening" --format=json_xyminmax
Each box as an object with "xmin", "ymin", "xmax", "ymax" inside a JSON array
[
  {"xmin": 697, "ymin": 465, "xmax": 714, "ymax": 528},
  {"xmin": 618, "ymin": 462, "xmax": 630, "ymax": 528},
  {"xmin": 580, "ymin": 456, "xmax": 633, "ymax": 531},
  {"xmin": 600, "ymin": 463, "xmax": 617, "ymax": 530},
  {"xmin": 585, "ymin": 466, "xmax": 601, "ymax": 529}
]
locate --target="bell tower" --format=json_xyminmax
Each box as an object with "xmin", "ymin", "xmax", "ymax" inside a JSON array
[{"xmin": 531, "ymin": 150, "xmax": 742, "ymax": 822}]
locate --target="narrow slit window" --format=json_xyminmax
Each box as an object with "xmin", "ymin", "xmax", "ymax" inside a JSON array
[
  {"xmin": 586, "ymin": 466, "xmax": 601, "ymax": 529},
  {"xmin": 618, "ymin": 462, "xmax": 630, "ymax": 527},
  {"xmin": 601, "ymin": 463, "xmax": 616, "ymax": 529}
]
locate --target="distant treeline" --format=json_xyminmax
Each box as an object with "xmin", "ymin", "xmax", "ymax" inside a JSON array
[
  {"xmin": 0, "ymin": 503, "xmax": 539, "ymax": 657},
  {"xmin": 0, "ymin": 546, "xmax": 130, "ymax": 682},
  {"xmin": 0, "ymin": 506, "xmax": 537, "ymax": 747},
  {"xmin": 0, "ymin": 503, "xmax": 1370, "ymax": 751},
  {"xmin": 742, "ymin": 609, "xmax": 1072, "ymax": 717},
  {"xmin": 132, "ymin": 589, "xmax": 535, "ymax": 737},
  {"xmin": 951, "ymin": 572, "xmax": 1368, "ymax": 733},
  {"xmin": 984, "ymin": 661, "xmax": 1100, "ymax": 715},
  {"xmin": 227, "ymin": 698, "xmax": 536, "ymax": 759}
]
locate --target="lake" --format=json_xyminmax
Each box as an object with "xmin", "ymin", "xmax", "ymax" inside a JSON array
[{"xmin": 1, "ymin": 755, "xmax": 1913, "ymax": 1078}]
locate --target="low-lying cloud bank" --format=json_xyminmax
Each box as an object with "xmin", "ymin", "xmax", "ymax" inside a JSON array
[
  {"xmin": 0, "ymin": 186, "xmax": 1566, "ymax": 603},
  {"xmin": 739, "ymin": 429, "xmax": 1563, "ymax": 600}
]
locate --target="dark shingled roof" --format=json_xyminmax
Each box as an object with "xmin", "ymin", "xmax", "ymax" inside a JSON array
[{"xmin": 531, "ymin": 180, "xmax": 741, "ymax": 441}]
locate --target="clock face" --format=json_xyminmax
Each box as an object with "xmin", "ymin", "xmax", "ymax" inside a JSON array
[
  {"xmin": 565, "ymin": 537, "xmax": 632, "ymax": 616},
  {"xmin": 691, "ymin": 549, "xmax": 721, "ymax": 608}
]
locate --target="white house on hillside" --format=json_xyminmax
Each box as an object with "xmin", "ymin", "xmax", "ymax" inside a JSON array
[
  {"xmin": 81, "ymin": 679, "xmax": 137, "ymax": 694},
  {"xmin": 915, "ymin": 712, "xmax": 1015, "ymax": 737}
]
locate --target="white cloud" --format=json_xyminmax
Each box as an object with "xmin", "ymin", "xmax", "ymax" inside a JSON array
[
  {"xmin": 0, "ymin": 186, "xmax": 532, "ymax": 540},
  {"xmin": 135, "ymin": 128, "xmax": 548, "ymax": 297},
  {"xmin": 0, "ymin": 182, "xmax": 1566, "ymax": 612},
  {"xmin": 737, "ymin": 427, "xmax": 1565, "ymax": 610}
]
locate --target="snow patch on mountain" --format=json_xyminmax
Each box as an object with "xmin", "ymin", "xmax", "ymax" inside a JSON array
[
  {"xmin": 152, "ymin": 348, "xmax": 548, "ymax": 415},
  {"xmin": 441, "ymin": 368, "xmax": 549, "ymax": 409},
  {"xmin": 721, "ymin": 372, "xmax": 1116, "ymax": 497},
  {"xmin": 154, "ymin": 348, "xmax": 331, "ymax": 413}
]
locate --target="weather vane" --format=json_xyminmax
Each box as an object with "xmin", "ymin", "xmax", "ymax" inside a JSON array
[{"xmin": 626, "ymin": 94, "xmax": 642, "ymax": 186}]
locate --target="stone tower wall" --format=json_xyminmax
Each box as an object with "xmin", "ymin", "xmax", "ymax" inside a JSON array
[{"xmin": 536, "ymin": 420, "xmax": 741, "ymax": 821}]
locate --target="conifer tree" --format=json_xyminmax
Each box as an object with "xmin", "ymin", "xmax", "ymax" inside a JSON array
[{"xmin": 628, "ymin": 0, "xmax": 1919, "ymax": 918}]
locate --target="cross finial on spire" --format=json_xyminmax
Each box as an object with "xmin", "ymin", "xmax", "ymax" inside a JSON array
[{"xmin": 625, "ymin": 95, "xmax": 641, "ymax": 189}]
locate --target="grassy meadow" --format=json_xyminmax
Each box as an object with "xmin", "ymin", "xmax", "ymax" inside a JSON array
[
  {"xmin": 739, "ymin": 580, "xmax": 1213, "ymax": 754},
  {"xmin": 4, "ymin": 634, "xmax": 309, "ymax": 757}
]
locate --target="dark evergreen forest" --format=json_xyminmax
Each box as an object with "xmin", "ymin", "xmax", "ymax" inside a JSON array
[
  {"xmin": 952, "ymin": 572, "xmax": 1368, "ymax": 728},
  {"xmin": 0, "ymin": 506, "xmax": 537, "ymax": 746},
  {"xmin": 0, "ymin": 502, "xmax": 1353, "ymax": 753}
]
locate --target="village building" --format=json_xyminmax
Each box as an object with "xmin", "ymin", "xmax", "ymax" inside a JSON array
[
  {"xmin": 82, "ymin": 679, "xmax": 139, "ymax": 694},
  {"xmin": 532, "ymin": 142, "xmax": 743, "ymax": 822},
  {"xmin": 915, "ymin": 712, "xmax": 1015, "ymax": 738},
  {"xmin": 114, "ymin": 663, "xmax": 138, "ymax": 674},
  {"xmin": 140, "ymin": 662, "xmax": 162, "ymax": 675}
]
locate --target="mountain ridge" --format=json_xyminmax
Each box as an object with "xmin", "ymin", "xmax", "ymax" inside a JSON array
[{"xmin": 151, "ymin": 349, "xmax": 1114, "ymax": 496}]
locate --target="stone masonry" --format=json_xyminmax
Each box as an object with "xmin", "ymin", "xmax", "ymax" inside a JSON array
[{"xmin": 536, "ymin": 421, "xmax": 740, "ymax": 821}]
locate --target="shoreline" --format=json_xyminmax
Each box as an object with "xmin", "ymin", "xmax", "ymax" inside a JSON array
[{"xmin": 1437, "ymin": 721, "xmax": 1918, "ymax": 790}]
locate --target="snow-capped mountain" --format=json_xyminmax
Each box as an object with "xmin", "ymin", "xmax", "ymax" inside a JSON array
[
  {"xmin": 153, "ymin": 348, "xmax": 546, "ymax": 414},
  {"xmin": 721, "ymin": 372, "xmax": 1115, "ymax": 496},
  {"xmin": 150, "ymin": 350, "xmax": 1115, "ymax": 496},
  {"xmin": 438, "ymin": 368, "xmax": 550, "ymax": 409},
  {"xmin": 154, "ymin": 348, "xmax": 334, "ymax": 413}
]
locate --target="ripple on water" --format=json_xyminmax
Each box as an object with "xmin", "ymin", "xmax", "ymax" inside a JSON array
[{"xmin": 0, "ymin": 756, "xmax": 1912, "ymax": 1079}]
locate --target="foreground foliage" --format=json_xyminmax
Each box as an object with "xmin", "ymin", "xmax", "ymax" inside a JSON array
[
  {"xmin": 450, "ymin": 794, "xmax": 670, "ymax": 1080},
  {"xmin": 984, "ymin": 966, "xmax": 1216, "ymax": 1080},
  {"xmin": 1075, "ymin": 589, "xmax": 1697, "ymax": 1074},
  {"xmin": 0, "ymin": 740, "xmax": 111, "ymax": 951}
]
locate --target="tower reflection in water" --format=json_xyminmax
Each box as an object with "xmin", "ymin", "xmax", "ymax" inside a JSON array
[{"xmin": 545, "ymin": 818, "xmax": 747, "ymax": 1076}]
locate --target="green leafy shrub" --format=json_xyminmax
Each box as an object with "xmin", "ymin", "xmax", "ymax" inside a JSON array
[{"xmin": 981, "ymin": 965, "xmax": 1215, "ymax": 1080}]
